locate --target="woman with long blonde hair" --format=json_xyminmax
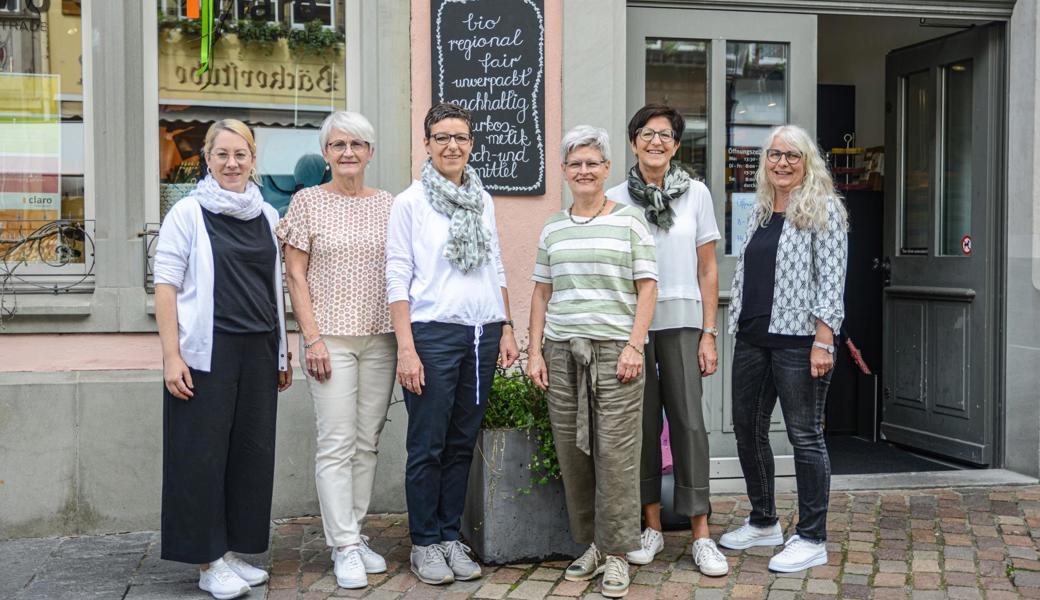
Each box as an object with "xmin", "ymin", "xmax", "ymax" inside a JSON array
[{"xmin": 718, "ymin": 124, "xmax": 848, "ymax": 573}]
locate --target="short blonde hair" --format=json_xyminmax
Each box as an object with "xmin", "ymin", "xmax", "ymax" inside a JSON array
[{"xmin": 204, "ymin": 119, "xmax": 261, "ymax": 186}]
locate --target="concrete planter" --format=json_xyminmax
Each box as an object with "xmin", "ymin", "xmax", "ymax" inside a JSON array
[{"xmin": 461, "ymin": 428, "xmax": 584, "ymax": 565}]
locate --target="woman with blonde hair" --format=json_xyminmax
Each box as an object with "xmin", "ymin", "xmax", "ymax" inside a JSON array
[
  {"xmin": 718, "ymin": 124, "xmax": 848, "ymax": 573},
  {"xmin": 277, "ymin": 111, "xmax": 396, "ymax": 590},
  {"xmin": 155, "ymin": 119, "xmax": 292, "ymax": 600}
]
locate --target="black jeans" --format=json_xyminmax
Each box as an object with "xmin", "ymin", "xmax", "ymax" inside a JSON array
[
  {"xmin": 161, "ymin": 330, "xmax": 279, "ymax": 564},
  {"xmin": 403, "ymin": 321, "xmax": 502, "ymax": 546},
  {"xmin": 731, "ymin": 339, "xmax": 832, "ymax": 543}
]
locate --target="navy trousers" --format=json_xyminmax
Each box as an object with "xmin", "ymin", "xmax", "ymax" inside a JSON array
[{"xmin": 403, "ymin": 321, "xmax": 502, "ymax": 546}]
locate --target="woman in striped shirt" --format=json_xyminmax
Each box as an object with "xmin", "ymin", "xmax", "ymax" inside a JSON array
[{"xmin": 527, "ymin": 125, "xmax": 658, "ymax": 599}]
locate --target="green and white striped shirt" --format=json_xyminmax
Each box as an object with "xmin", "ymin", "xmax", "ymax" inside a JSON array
[{"xmin": 532, "ymin": 204, "xmax": 657, "ymax": 342}]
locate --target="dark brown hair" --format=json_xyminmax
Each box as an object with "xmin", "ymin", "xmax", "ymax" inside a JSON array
[
  {"xmin": 423, "ymin": 102, "xmax": 473, "ymax": 139},
  {"xmin": 626, "ymin": 104, "xmax": 685, "ymax": 142}
]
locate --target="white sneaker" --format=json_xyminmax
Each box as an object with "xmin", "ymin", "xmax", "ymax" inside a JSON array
[
  {"xmin": 335, "ymin": 537, "xmax": 387, "ymax": 574},
  {"xmin": 333, "ymin": 546, "xmax": 368, "ymax": 589},
  {"xmin": 692, "ymin": 538, "xmax": 729, "ymax": 576},
  {"xmin": 718, "ymin": 518, "xmax": 784, "ymax": 550},
  {"xmin": 564, "ymin": 543, "xmax": 605, "ymax": 582},
  {"xmin": 768, "ymin": 534, "xmax": 828, "ymax": 573},
  {"xmin": 625, "ymin": 527, "xmax": 664, "ymax": 565},
  {"xmin": 198, "ymin": 559, "xmax": 250, "ymax": 600},
  {"xmin": 222, "ymin": 552, "xmax": 269, "ymax": 586},
  {"xmin": 600, "ymin": 555, "xmax": 630, "ymax": 598}
]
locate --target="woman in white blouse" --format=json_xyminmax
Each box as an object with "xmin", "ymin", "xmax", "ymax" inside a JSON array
[
  {"xmin": 385, "ymin": 102, "xmax": 519, "ymax": 586},
  {"xmin": 606, "ymin": 104, "xmax": 728, "ymax": 577},
  {"xmin": 277, "ymin": 111, "xmax": 395, "ymax": 591}
]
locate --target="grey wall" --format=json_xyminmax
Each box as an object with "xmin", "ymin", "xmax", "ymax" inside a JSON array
[
  {"xmin": 0, "ymin": 372, "xmax": 407, "ymax": 539},
  {"xmin": 1004, "ymin": 0, "xmax": 1040, "ymax": 477}
]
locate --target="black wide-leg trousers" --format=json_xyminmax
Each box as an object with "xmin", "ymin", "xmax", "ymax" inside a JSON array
[{"xmin": 161, "ymin": 330, "xmax": 279, "ymax": 564}]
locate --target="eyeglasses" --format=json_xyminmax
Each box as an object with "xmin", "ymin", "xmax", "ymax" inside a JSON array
[
  {"xmin": 765, "ymin": 149, "xmax": 803, "ymax": 165},
  {"xmin": 564, "ymin": 159, "xmax": 608, "ymax": 172},
  {"xmin": 209, "ymin": 150, "xmax": 252, "ymax": 164},
  {"xmin": 429, "ymin": 133, "xmax": 473, "ymax": 146},
  {"xmin": 327, "ymin": 140, "xmax": 369, "ymax": 154},
  {"xmin": 635, "ymin": 127, "xmax": 677, "ymax": 144}
]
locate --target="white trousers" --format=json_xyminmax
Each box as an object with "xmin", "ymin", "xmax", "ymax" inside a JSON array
[{"xmin": 304, "ymin": 333, "xmax": 397, "ymax": 547}]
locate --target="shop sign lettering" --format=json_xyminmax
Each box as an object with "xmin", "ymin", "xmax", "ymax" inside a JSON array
[
  {"xmin": 173, "ymin": 63, "xmax": 338, "ymax": 95},
  {"xmin": 432, "ymin": 0, "xmax": 545, "ymax": 195}
]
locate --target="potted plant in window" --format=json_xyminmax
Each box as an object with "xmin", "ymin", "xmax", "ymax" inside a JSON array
[{"xmin": 461, "ymin": 355, "xmax": 584, "ymax": 564}]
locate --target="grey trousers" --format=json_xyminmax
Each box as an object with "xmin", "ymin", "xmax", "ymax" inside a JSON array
[
  {"xmin": 544, "ymin": 338, "xmax": 644, "ymax": 555},
  {"xmin": 640, "ymin": 328, "xmax": 711, "ymax": 517}
]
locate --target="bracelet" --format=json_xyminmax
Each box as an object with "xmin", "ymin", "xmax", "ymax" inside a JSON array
[
  {"xmin": 502, "ymin": 319, "xmax": 514, "ymax": 329},
  {"xmin": 625, "ymin": 342, "xmax": 644, "ymax": 357},
  {"xmin": 304, "ymin": 335, "xmax": 323, "ymax": 349}
]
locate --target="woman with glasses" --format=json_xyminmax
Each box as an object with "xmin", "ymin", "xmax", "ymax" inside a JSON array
[
  {"xmin": 386, "ymin": 102, "xmax": 519, "ymax": 586},
  {"xmin": 604, "ymin": 104, "xmax": 727, "ymax": 576},
  {"xmin": 275, "ymin": 111, "xmax": 395, "ymax": 590},
  {"xmin": 527, "ymin": 125, "xmax": 658, "ymax": 599},
  {"xmin": 155, "ymin": 119, "xmax": 292, "ymax": 600},
  {"xmin": 718, "ymin": 124, "xmax": 848, "ymax": 573}
]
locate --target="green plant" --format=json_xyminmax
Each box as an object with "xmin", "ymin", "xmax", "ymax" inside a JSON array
[
  {"xmin": 232, "ymin": 19, "xmax": 285, "ymax": 52},
  {"xmin": 287, "ymin": 19, "xmax": 345, "ymax": 56},
  {"xmin": 482, "ymin": 356, "xmax": 560, "ymax": 487}
]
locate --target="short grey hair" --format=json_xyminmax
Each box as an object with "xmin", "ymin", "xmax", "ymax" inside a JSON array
[
  {"xmin": 319, "ymin": 111, "xmax": 376, "ymax": 151},
  {"xmin": 560, "ymin": 125, "xmax": 611, "ymax": 163}
]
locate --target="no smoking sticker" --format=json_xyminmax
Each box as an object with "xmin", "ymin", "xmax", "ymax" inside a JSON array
[{"xmin": 961, "ymin": 235, "xmax": 973, "ymax": 255}]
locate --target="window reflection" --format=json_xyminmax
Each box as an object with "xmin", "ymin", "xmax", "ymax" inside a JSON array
[
  {"xmin": 157, "ymin": 0, "xmax": 346, "ymax": 220},
  {"xmin": 725, "ymin": 41, "xmax": 788, "ymax": 255},
  {"xmin": 901, "ymin": 70, "xmax": 931, "ymax": 254},
  {"xmin": 644, "ymin": 38, "xmax": 709, "ymax": 182},
  {"xmin": 941, "ymin": 61, "xmax": 972, "ymax": 256}
]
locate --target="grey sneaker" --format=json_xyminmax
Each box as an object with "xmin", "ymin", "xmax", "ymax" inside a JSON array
[
  {"xmin": 565, "ymin": 543, "xmax": 605, "ymax": 582},
  {"xmin": 441, "ymin": 539, "xmax": 482, "ymax": 580},
  {"xmin": 600, "ymin": 555, "xmax": 630, "ymax": 598},
  {"xmin": 410, "ymin": 544, "xmax": 455, "ymax": 585}
]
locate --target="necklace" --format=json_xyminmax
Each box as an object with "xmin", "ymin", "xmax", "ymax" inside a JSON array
[{"xmin": 568, "ymin": 196, "xmax": 608, "ymax": 224}]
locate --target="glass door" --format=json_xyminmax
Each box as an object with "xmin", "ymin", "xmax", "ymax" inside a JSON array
[{"xmin": 627, "ymin": 7, "xmax": 817, "ymax": 475}]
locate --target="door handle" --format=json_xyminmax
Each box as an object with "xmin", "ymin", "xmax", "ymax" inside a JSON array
[{"xmin": 873, "ymin": 256, "xmax": 892, "ymax": 286}]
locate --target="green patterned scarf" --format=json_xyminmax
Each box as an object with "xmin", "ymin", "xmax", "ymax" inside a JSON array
[
  {"xmin": 421, "ymin": 158, "xmax": 492, "ymax": 273},
  {"xmin": 626, "ymin": 162, "xmax": 691, "ymax": 231}
]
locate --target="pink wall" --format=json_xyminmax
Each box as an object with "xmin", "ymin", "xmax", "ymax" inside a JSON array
[{"xmin": 410, "ymin": 0, "xmax": 563, "ymax": 342}]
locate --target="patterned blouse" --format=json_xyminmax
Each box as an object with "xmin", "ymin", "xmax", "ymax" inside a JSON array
[{"xmin": 275, "ymin": 186, "xmax": 394, "ymax": 336}]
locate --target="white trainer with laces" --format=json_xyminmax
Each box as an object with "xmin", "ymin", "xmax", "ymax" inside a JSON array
[
  {"xmin": 198, "ymin": 558, "xmax": 250, "ymax": 600},
  {"xmin": 333, "ymin": 546, "xmax": 368, "ymax": 589},
  {"xmin": 768, "ymin": 534, "xmax": 828, "ymax": 573},
  {"xmin": 692, "ymin": 538, "xmax": 729, "ymax": 576},
  {"xmin": 625, "ymin": 527, "xmax": 664, "ymax": 565},
  {"xmin": 600, "ymin": 555, "xmax": 630, "ymax": 598},
  {"xmin": 222, "ymin": 552, "xmax": 269, "ymax": 586},
  {"xmin": 718, "ymin": 517, "xmax": 785, "ymax": 550},
  {"xmin": 338, "ymin": 536, "xmax": 386, "ymax": 574}
]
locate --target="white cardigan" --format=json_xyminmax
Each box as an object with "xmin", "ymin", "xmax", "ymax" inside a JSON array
[
  {"xmin": 154, "ymin": 196, "xmax": 288, "ymax": 373},
  {"xmin": 385, "ymin": 180, "xmax": 507, "ymax": 326}
]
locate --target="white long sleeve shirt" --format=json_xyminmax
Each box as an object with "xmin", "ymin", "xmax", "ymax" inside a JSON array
[
  {"xmin": 154, "ymin": 196, "xmax": 288, "ymax": 372},
  {"xmin": 385, "ymin": 180, "xmax": 507, "ymax": 326}
]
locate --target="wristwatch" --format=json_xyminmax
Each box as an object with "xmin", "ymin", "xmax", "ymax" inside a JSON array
[
  {"xmin": 502, "ymin": 319, "xmax": 514, "ymax": 329},
  {"xmin": 812, "ymin": 340, "xmax": 835, "ymax": 354},
  {"xmin": 703, "ymin": 326, "xmax": 719, "ymax": 337}
]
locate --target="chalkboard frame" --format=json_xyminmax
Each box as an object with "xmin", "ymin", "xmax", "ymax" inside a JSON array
[{"xmin": 431, "ymin": 0, "xmax": 546, "ymax": 196}]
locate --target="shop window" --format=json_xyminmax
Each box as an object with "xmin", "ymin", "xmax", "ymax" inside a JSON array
[
  {"xmin": 724, "ymin": 41, "xmax": 788, "ymax": 255},
  {"xmin": 0, "ymin": 0, "xmax": 91, "ymax": 291},
  {"xmin": 644, "ymin": 38, "xmax": 709, "ymax": 183},
  {"xmin": 156, "ymin": 0, "xmax": 347, "ymax": 222}
]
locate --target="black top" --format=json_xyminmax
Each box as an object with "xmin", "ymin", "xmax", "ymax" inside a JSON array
[
  {"xmin": 737, "ymin": 212, "xmax": 814, "ymax": 348},
  {"xmin": 202, "ymin": 208, "xmax": 278, "ymax": 334}
]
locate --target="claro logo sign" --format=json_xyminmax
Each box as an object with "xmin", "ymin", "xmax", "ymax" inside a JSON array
[{"xmin": 0, "ymin": 0, "xmax": 52, "ymax": 32}]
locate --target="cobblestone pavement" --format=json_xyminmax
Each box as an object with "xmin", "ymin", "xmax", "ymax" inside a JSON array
[{"xmin": 7, "ymin": 485, "xmax": 1040, "ymax": 599}]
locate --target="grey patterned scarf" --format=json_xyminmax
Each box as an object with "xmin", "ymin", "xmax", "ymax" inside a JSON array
[
  {"xmin": 626, "ymin": 162, "xmax": 691, "ymax": 231},
  {"xmin": 421, "ymin": 158, "xmax": 491, "ymax": 273}
]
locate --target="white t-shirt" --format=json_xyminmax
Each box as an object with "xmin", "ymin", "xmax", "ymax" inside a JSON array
[
  {"xmin": 607, "ymin": 179, "xmax": 721, "ymax": 331},
  {"xmin": 385, "ymin": 180, "xmax": 507, "ymax": 326}
]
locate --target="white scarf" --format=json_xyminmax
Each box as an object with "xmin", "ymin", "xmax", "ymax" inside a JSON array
[{"xmin": 193, "ymin": 174, "xmax": 265, "ymax": 220}]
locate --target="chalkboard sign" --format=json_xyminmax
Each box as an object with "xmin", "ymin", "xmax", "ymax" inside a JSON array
[{"xmin": 431, "ymin": 0, "xmax": 545, "ymax": 195}]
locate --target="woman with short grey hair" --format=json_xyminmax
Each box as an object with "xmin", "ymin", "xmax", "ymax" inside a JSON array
[
  {"xmin": 276, "ymin": 110, "xmax": 395, "ymax": 591},
  {"xmin": 527, "ymin": 125, "xmax": 658, "ymax": 599}
]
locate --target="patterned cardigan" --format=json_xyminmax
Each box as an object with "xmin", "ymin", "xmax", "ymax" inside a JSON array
[{"xmin": 728, "ymin": 198, "xmax": 848, "ymax": 337}]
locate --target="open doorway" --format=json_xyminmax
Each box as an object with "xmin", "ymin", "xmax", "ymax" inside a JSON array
[{"xmin": 816, "ymin": 15, "xmax": 1002, "ymax": 475}]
